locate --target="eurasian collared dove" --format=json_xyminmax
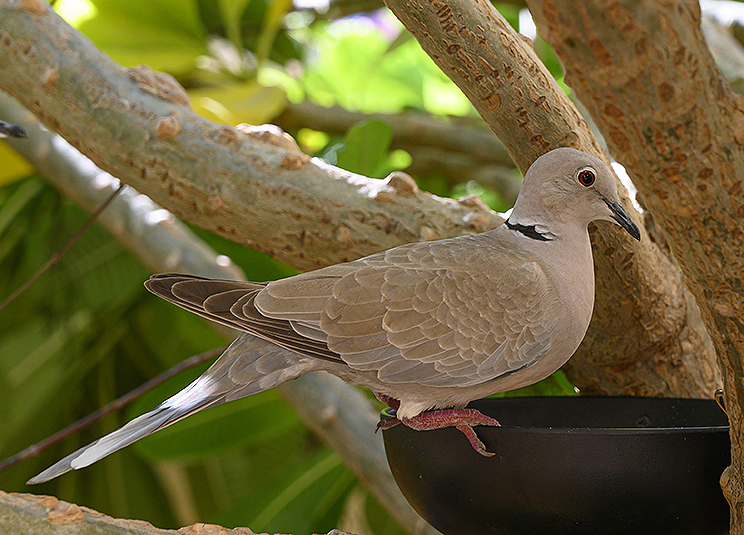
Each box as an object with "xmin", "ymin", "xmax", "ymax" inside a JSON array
[{"xmin": 28, "ymin": 147, "xmax": 640, "ymax": 484}]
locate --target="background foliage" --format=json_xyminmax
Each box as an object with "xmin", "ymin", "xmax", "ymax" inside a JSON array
[{"xmin": 0, "ymin": 0, "xmax": 585, "ymax": 532}]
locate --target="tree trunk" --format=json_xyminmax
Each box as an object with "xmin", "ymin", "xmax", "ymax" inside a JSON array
[{"xmin": 527, "ymin": 0, "xmax": 744, "ymax": 529}]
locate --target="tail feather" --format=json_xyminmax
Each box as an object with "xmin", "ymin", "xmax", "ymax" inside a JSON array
[
  {"xmin": 27, "ymin": 334, "xmax": 319, "ymax": 484},
  {"xmin": 27, "ymin": 396, "xmax": 221, "ymax": 485}
]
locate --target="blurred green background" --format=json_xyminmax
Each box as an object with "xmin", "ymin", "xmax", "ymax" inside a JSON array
[{"xmin": 0, "ymin": 0, "xmax": 579, "ymax": 532}]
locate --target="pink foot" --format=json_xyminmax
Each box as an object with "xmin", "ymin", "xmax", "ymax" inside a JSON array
[{"xmin": 377, "ymin": 408, "xmax": 500, "ymax": 457}]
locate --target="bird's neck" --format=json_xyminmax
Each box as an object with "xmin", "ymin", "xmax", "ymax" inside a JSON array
[{"xmin": 500, "ymin": 217, "xmax": 596, "ymax": 328}]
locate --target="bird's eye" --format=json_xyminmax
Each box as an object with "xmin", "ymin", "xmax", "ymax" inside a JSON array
[{"xmin": 577, "ymin": 169, "xmax": 596, "ymax": 187}]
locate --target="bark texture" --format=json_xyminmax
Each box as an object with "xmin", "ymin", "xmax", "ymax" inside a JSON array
[
  {"xmin": 0, "ymin": 490, "xmax": 347, "ymax": 535},
  {"xmin": 527, "ymin": 0, "xmax": 744, "ymax": 529},
  {"xmin": 381, "ymin": 0, "xmax": 720, "ymax": 397}
]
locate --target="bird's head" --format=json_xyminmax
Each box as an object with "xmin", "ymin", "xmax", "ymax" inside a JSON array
[{"xmin": 508, "ymin": 147, "xmax": 641, "ymax": 241}]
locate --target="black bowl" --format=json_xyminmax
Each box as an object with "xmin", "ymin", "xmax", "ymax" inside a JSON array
[{"xmin": 381, "ymin": 397, "xmax": 729, "ymax": 535}]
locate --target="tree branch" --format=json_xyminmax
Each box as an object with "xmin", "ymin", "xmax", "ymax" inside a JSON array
[
  {"xmin": 274, "ymin": 102, "xmax": 521, "ymax": 202},
  {"xmin": 0, "ymin": 0, "xmax": 501, "ymax": 273},
  {"xmin": 0, "ymin": 490, "xmax": 356, "ymax": 535}
]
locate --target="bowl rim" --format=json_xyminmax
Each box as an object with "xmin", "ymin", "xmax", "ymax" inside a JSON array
[{"xmin": 379, "ymin": 396, "xmax": 730, "ymax": 435}]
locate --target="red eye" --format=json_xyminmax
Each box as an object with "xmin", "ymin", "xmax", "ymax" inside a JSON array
[{"xmin": 578, "ymin": 169, "xmax": 595, "ymax": 187}]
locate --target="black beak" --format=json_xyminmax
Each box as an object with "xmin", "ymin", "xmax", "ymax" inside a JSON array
[{"xmin": 603, "ymin": 199, "xmax": 641, "ymax": 241}]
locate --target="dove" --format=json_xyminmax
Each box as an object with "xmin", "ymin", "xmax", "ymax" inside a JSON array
[{"xmin": 28, "ymin": 147, "xmax": 640, "ymax": 484}]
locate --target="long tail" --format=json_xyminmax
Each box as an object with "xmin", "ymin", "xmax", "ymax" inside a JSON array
[
  {"xmin": 27, "ymin": 334, "xmax": 315, "ymax": 484},
  {"xmin": 27, "ymin": 394, "xmax": 220, "ymax": 484}
]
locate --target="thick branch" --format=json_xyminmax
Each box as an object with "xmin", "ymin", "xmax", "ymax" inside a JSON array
[
  {"xmin": 382, "ymin": 0, "xmax": 719, "ymax": 397},
  {"xmin": 526, "ymin": 0, "xmax": 744, "ymax": 526},
  {"xmin": 0, "ymin": 95, "xmax": 246, "ymax": 280},
  {"xmin": 0, "ymin": 0, "xmax": 501, "ymax": 273}
]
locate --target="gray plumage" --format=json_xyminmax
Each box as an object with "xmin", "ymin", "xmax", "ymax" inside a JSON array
[{"xmin": 28, "ymin": 148, "xmax": 640, "ymax": 484}]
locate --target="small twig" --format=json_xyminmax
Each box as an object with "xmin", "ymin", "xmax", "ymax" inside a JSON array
[
  {"xmin": 0, "ymin": 183, "xmax": 125, "ymax": 312},
  {"xmin": 0, "ymin": 346, "xmax": 225, "ymax": 473}
]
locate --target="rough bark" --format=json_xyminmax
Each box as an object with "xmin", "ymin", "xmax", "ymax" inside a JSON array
[
  {"xmin": 381, "ymin": 0, "xmax": 719, "ymax": 396},
  {"xmin": 0, "ymin": 490, "xmax": 351, "ymax": 535},
  {"xmin": 526, "ymin": 0, "xmax": 744, "ymax": 529}
]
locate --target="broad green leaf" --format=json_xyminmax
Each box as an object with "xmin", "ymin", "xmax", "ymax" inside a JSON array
[
  {"xmin": 300, "ymin": 20, "xmax": 474, "ymax": 116},
  {"xmin": 491, "ymin": 370, "xmax": 578, "ymax": 398},
  {"xmin": 336, "ymin": 119, "xmax": 392, "ymax": 177},
  {"xmin": 256, "ymin": 0, "xmax": 294, "ymax": 62},
  {"xmin": 301, "ymin": 21, "xmax": 397, "ymax": 111},
  {"xmin": 57, "ymin": 0, "xmax": 206, "ymax": 75},
  {"xmin": 451, "ymin": 179, "xmax": 511, "ymax": 212},
  {"xmin": 93, "ymin": 0, "xmax": 205, "ymax": 38},
  {"xmin": 189, "ymin": 80, "xmax": 287, "ymax": 125}
]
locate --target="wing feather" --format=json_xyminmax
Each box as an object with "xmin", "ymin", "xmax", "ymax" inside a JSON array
[{"xmin": 147, "ymin": 233, "xmax": 557, "ymax": 390}]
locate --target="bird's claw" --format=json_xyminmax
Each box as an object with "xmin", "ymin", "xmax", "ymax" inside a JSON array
[{"xmin": 376, "ymin": 407, "xmax": 499, "ymax": 456}]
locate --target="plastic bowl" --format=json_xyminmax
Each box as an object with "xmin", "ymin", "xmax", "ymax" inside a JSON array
[{"xmin": 381, "ymin": 397, "xmax": 729, "ymax": 535}]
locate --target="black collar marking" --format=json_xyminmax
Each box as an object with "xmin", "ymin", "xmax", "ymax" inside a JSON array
[{"xmin": 505, "ymin": 220, "xmax": 553, "ymax": 241}]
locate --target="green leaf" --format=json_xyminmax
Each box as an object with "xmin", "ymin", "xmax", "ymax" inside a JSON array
[
  {"xmin": 189, "ymin": 80, "xmax": 287, "ymax": 125},
  {"xmin": 256, "ymin": 0, "xmax": 294, "ymax": 63},
  {"xmin": 300, "ymin": 22, "xmax": 474, "ymax": 116},
  {"xmin": 57, "ymin": 0, "xmax": 207, "ymax": 75},
  {"xmin": 491, "ymin": 370, "xmax": 578, "ymax": 398},
  {"xmin": 336, "ymin": 119, "xmax": 392, "ymax": 177},
  {"xmin": 216, "ymin": 448, "xmax": 356, "ymax": 533},
  {"xmin": 0, "ymin": 143, "xmax": 33, "ymax": 187},
  {"xmin": 217, "ymin": 0, "xmax": 254, "ymax": 47}
]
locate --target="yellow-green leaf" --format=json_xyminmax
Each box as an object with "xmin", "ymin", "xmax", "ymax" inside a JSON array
[
  {"xmin": 0, "ymin": 143, "xmax": 33, "ymax": 187},
  {"xmin": 189, "ymin": 81, "xmax": 287, "ymax": 125}
]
